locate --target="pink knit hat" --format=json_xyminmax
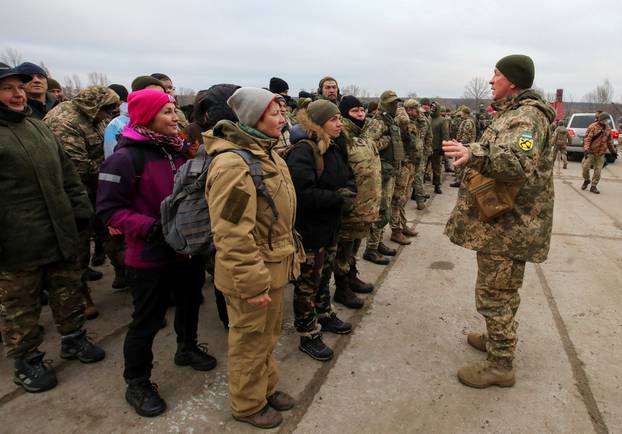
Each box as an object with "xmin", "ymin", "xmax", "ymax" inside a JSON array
[{"xmin": 127, "ymin": 89, "xmax": 175, "ymax": 126}]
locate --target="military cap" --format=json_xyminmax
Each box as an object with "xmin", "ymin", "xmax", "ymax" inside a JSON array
[
  {"xmin": 461, "ymin": 106, "xmax": 471, "ymax": 114},
  {"xmin": 380, "ymin": 90, "xmax": 401, "ymax": 104},
  {"xmin": 0, "ymin": 62, "xmax": 32, "ymax": 82},
  {"xmin": 404, "ymin": 98, "xmax": 420, "ymax": 108},
  {"xmin": 419, "ymin": 97, "xmax": 431, "ymax": 105},
  {"xmin": 131, "ymin": 75, "xmax": 165, "ymax": 92},
  {"xmin": 47, "ymin": 78, "xmax": 62, "ymax": 91}
]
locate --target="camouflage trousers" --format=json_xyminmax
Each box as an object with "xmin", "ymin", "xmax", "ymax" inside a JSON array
[
  {"xmin": 368, "ymin": 163, "xmax": 398, "ymax": 250},
  {"xmin": 475, "ymin": 252, "xmax": 526, "ymax": 369},
  {"xmin": 0, "ymin": 260, "xmax": 85, "ymax": 358},
  {"xmin": 413, "ymin": 156, "xmax": 426, "ymax": 199},
  {"xmin": 335, "ymin": 238, "xmax": 363, "ymax": 277},
  {"xmin": 293, "ymin": 246, "xmax": 334, "ymax": 334},
  {"xmin": 553, "ymin": 145, "xmax": 567, "ymax": 167},
  {"xmin": 390, "ymin": 161, "xmax": 416, "ymax": 231},
  {"xmin": 582, "ymin": 153, "xmax": 605, "ymax": 186}
]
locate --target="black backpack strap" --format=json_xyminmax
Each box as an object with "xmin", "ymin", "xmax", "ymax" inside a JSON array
[
  {"xmin": 126, "ymin": 146, "xmax": 147, "ymax": 178},
  {"xmin": 230, "ymin": 149, "xmax": 279, "ymax": 250}
]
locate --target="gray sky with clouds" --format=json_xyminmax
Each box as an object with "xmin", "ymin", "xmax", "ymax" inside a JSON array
[{"xmin": 3, "ymin": 0, "xmax": 621, "ymax": 101}]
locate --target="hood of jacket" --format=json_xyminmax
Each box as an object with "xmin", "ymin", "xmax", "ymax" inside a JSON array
[
  {"xmin": 71, "ymin": 86, "xmax": 120, "ymax": 121},
  {"xmin": 493, "ymin": 89, "xmax": 556, "ymax": 124},
  {"xmin": 293, "ymin": 108, "xmax": 332, "ymax": 154},
  {"xmin": 203, "ymin": 120, "xmax": 278, "ymax": 157}
]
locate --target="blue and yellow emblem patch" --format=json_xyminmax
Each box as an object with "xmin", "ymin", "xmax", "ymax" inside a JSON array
[{"xmin": 518, "ymin": 132, "xmax": 534, "ymax": 151}]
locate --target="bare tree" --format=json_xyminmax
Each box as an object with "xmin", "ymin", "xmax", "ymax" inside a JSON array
[
  {"xmin": 406, "ymin": 91, "xmax": 418, "ymax": 98},
  {"xmin": 463, "ymin": 77, "xmax": 491, "ymax": 106},
  {"xmin": 1, "ymin": 47, "xmax": 23, "ymax": 67},
  {"xmin": 63, "ymin": 74, "xmax": 83, "ymax": 98},
  {"xmin": 176, "ymin": 87, "xmax": 196, "ymax": 97},
  {"xmin": 583, "ymin": 79, "xmax": 614, "ymax": 104},
  {"xmin": 87, "ymin": 72, "xmax": 109, "ymax": 87},
  {"xmin": 341, "ymin": 84, "xmax": 370, "ymax": 98}
]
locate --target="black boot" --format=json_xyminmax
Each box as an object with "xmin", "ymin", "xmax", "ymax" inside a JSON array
[
  {"xmin": 318, "ymin": 313, "xmax": 352, "ymax": 334},
  {"xmin": 91, "ymin": 241, "xmax": 106, "ymax": 266},
  {"xmin": 174, "ymin": 342, "xmax": 217, "ymax": 371},
  {"xmin": 111, "ymin": 267, "xmax": 127, "ymax": 289},
  {"xmin": 334, "ymin": 274, "xmax": 364, "ymax": 309},
  {"xmin": 86, "ymin": 267, "xmax": 103, "ymax": 281},
  {"xmin": 378, "ymin": 242, "xmax": 397, "ymax": 256},
  {"xmin": 126, "ymin": 377, "xmax": 167, "ymax": 417},
  {"xmin": 363, "ymin": 248, "xmax": 389, "ymax": 265},
  {"xmin": 60, "ymin": 330, "xmax": 106, "ymax": 363},
  {"xmin": 299, "ymin": 334, "xmax": 333, "ymax": 361},
  {"xmin": 14, "ymin": 351, "xmax": 57, "ymax": 393},
  {"xmin": 348, "ymin": 265, "xmax": 373, "ymax": 293},
  {"xmin": 434, "ymin": 185, "xmax": 442, "ymax": 194}
]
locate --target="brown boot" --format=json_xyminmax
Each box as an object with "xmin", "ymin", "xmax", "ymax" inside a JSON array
[
  {"xmin": 79, "ymin": 285, "xmax": 99, "ymax": 320},
  {"xmin": 378, "ymin": 242, "xmax": 397, "ymax": 256},
  {"xmin": 363, "ymin": 248, "xmax": 389, "ymax": 265},
  {"xmin": 334, "ymin": 275, "xmax": 364, "ymax": 309},
  {"xmin": 267, "ymin": 391, "xmax": 295, "ymax": 411},
  {"xmin": 348, "ymin": 265, "xmax": 374, "ymax": 294},
  {"xmin": 390, "ymin": 230, "xmax": 411, "ymax": 245},
  {"xmin": 457, "ymin": 361, "xmax": 515, "ymax": 389},
  {"xmin": 467, "ymin": 332, "xmax": 487, "ymax": 352},
  {"xmin": 401, "ymin": 226, "xmax": 418, "ymax": 237},
  {"xmin": 233, "ymin": 404, "xmax": 282, "ymax": 429}
]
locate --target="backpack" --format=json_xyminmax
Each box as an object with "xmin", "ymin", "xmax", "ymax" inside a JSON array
[{"xmin": 158, "ymin": 146, "xmax": 279, "ymax": 264}]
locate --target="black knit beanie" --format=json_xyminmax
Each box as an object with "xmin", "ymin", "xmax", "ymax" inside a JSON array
[
  {"xmin": 339, "ymin": 95, "xmax": 365, "ymax": 128},
  {"xmin": 495, "ymin": 54, "xmax": 535, "ymax": 90},
  {"xmin": 269, "ymin": 77, "xmax": 289, "ymax": 94},
  {"xmin": 108, "ymin": 84, "xmax": 128, "ymax": 102}
]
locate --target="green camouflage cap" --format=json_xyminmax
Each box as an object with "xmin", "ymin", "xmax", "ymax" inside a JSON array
[{"xmin": 380, "ymin": 90, "xmax": 401, "ymax": 104}]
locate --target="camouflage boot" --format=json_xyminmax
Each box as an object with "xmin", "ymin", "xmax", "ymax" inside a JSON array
[
  {"xmin": 467, "ymin": 332, "xmax": 487, "ymax": 352},
  {"xmin": 390, "ymin": 229, "xmax": 411, "ymax": 245},
  {"xmin": 457, "ymin": 360, "xmax": 515, "ymax": 389}
]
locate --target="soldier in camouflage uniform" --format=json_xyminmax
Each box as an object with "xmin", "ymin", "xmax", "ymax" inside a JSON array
[
  {"xmin": 44, "ymin": 86, "xmax": 120, "ymax": 317},
  {"xmin": 450, "ymin": 106, "xmax": 477, "ymax": 188},
  {"xmin": 363, "ymin": 90, "xmax": 406, "ymax": 264},
  {"xmin": 0, "ymin": 65, "xmax": 105, "ymax": 392},
  {"xmin": 336, "ymin": 95, "xmax": 382, "ymax": 299},
  {"xmin": 550, "ymin": 120, "xmax": 572, "ymax": 169},
  {"xmin": 429, "ymin": 102, "xmax": 450, "ymax": 194},
  {"xmin": 443, "ymin": 55, "xmax": 556, "ymax": 388},
  {"xmin": 389, "ymin": 104, "xmax": 420, "ymax": 243},
  {"xmin": 408, "ymin": 100, "xmax": 433, "ymax": 210}
]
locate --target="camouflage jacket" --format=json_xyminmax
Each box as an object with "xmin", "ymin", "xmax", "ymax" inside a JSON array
[
  {"xmin": 445, "ymin": 89, "xmax": 556, "ymax": 263},
  {"xmin": 457, "ymin": 116, "xmax": 476, "ymax": 144},
  {"xmin": 44, "ymin": 86, "xmax": 119, "ymax": 186},
  {"xmin": 551, "ymin": 126, "xmax": 572, "ymax": 149},
  {"xmin": 450, "ymin": 115, "xmax": 462, "ymax": 139},
  {"xmin": 416, "ymin": 113, "xmax": 433, "ymax": 156},
  {"xmin": 368, "ymin": 109, "xmax": 406, "ymax": 166},
  {"xmin": 340, "ymin": 117, "xmax": 382, "ymax": 237},
  {"xmin": 583, "ymin": 121, "xmax": 613, "ymax": 156}
]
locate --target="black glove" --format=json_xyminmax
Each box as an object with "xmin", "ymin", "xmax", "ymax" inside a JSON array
[{"xmin": 145, "ymin": 220, "xmax": 165, "ymax": 244}]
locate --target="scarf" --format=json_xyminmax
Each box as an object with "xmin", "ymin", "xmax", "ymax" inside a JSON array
[{"xmin": 132, "ymin": 124, "xmax": 184, "ymax": 153}]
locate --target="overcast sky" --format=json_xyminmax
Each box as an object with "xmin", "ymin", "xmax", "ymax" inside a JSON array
[{"xmin": 3, "ymin": 0, "xmax": 621, "ymax": 101}]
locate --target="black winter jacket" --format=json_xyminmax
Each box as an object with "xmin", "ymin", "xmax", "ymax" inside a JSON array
[{"xmin": 287, "ymin": 127, "xmax": 356, "ymax": 250}]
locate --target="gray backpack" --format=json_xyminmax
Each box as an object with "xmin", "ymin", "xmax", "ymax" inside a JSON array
[{"xmin": 160, "ymin": 146, "xmax": 279, "ymax": 266}]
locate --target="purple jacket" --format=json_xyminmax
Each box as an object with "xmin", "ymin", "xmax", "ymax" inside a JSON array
[{"xmin": 96, "ymin": 127, "xmax": 187, "ymax": 268}]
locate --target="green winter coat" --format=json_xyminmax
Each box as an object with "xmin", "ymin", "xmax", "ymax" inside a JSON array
[
  {"xmin": 445, "ymin": 90, "xmax": 556, "ymax": 263},
  {"xmin": 0, "ymin": 105, "xmax": 92, "ymax": 271}
]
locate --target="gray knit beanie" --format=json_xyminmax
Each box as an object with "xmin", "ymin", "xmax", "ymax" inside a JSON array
[
  {"xmin": 307, "ymin": 100, "xmax": 340, "ymax": 126},
  {"xmin": 227, "ymin": 87, "xmax": 276, "ymax": 127}
]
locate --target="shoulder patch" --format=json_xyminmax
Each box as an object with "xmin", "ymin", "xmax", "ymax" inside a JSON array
[
  {"xmin": 221, "ymin": 187, "xmax": 251, "ymax": 224},
  {"xmin": 518, "ymin": 132, "xmax": 534, "ymax": 151}
]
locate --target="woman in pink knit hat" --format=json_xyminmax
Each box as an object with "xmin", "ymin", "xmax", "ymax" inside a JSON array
[{"xmin": 96, "ymin": 89, "xmax": 216, "ymax": 418}]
